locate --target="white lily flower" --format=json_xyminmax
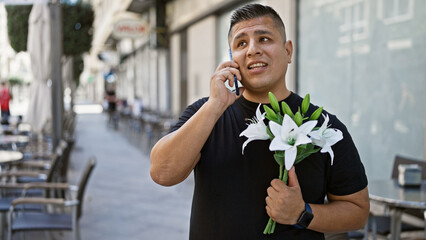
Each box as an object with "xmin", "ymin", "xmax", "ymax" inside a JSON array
[
  {"xmin": 309, "ymin": 114, "xmax": 343, "ymax": 165},
  {"xmin": 240, "ymin": 104, "xmax": 270, "ymax": 154},
  {"xmin": 269, "ymin": 115, "xmax": 317, "ymax": 170}
]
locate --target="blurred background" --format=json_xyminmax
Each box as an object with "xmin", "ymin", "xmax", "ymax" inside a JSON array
[{"xmin": 0, "ymin": 0, "xmax": 425, "ymax": 239}]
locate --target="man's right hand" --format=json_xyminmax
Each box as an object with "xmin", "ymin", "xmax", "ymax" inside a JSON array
[{"xmin": 209, "ymin": 61, "xmax": 244, "ymax": 110}]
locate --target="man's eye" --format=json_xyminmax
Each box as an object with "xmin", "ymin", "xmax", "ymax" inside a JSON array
[
  {"xmin": 237, "ymin": 41, "xmax": 246, "ymax": 47},
  {"xmin": 260, "ymin": 37, "xmax": 269, "ymax": 42}
]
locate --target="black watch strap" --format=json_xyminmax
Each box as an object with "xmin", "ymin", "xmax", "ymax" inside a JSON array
[{"xmin": 294, "ymin": 203, "xmax": 313, "ymax": 229}]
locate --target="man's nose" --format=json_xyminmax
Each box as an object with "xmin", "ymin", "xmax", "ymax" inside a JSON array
[{"xmin": 247, "ymin": 42, "xmax": 262, "ymax": 57}]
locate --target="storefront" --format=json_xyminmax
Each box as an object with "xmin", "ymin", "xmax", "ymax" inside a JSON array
[{"xmin": 167, "ymin": 0, "xmax": 298, "ymax": 117}]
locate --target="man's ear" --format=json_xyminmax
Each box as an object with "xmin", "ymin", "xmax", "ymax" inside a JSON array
[{"xmin": 285, "ymin": 40, "xmax": 293, "ymax": 63}]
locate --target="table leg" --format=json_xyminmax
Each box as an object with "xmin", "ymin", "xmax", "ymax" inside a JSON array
[{"xmin": 390, "ymin": 208, "xmax": 403, "ymax": 240}]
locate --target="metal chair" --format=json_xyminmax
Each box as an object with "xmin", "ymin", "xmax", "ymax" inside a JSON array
[{"xmin": 7, "ymin": 157, "xmax": 96, "ymax": 240}]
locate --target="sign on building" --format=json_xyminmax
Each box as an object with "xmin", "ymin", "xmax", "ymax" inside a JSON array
[{"xmin": 112, "ymin": 19, "xmax": 148, "ymax": 39}]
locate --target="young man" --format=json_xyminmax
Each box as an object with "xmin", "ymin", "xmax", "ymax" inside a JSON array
[{"xmin": 150, "ymin": 4, "xmax": 369, "ymax": 239}]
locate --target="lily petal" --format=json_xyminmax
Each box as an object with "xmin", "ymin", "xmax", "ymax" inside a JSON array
[
  {"xmin": 240, "ymin": 112, "xmax": 270, "ymax": 154},
  {"xmin": 241, "ymin": 137, "xmax": 254, "ymax": 154},
  {"xmin": 294, "ymin": 134, "xmax": 312, "ymax": 146},
  {"xmin": 309, "ymin": 130, "xmax": 321, "ymax": 140},
  {"xmin": 270, "ymin": 137, "xmax": 292, "ymax": 151},
  {"xmin": 323, "ymin": 129, "xmax": 343, "ymax": 145},
  {"xmin": 319, "ymin": 114, "xmax": 329, "ymax": 131},
  {"xmin": 281, "ymin": 115, "xmax": 297, "ymax": 135},
  {"xmin": 269, "ymin": 121, "xmax": 282, "ymax": 138},
  {"xmin": 239, "ymin": 124, "xmax": 259, "ymax": 138},
  {"xmin": 255, "ymin": 104, "xmax": 263, "ymax": 120},
  {"xmin": 320, "ymin": 145, "xmax": 335, "ymax": 164},
  {"xmin": 298, "ymin": 120, "xmax": 317, "ymax": 135},
  {"xmin": 328, "ymin": 148, "xmax": 335, "ymax": 164},
  {"xmin": 241, "ymin": 127, "xmax": 270, "ymax": 153},
  {"xmin": 240, "ymin": 121, "xmax": 268, "ymax": 139},
  {"xmin": 285, "ymin": 147, "xmax": 297, "ymax": 170}
]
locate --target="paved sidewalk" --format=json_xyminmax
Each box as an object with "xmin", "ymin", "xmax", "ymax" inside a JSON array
[{"xmin": 19, "ymin": 108, "xmax": 194, "ymax": 240}]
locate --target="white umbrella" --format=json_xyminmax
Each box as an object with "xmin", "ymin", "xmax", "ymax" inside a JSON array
[{"xmin": 25, "ymin": 3, "xmax": 52, "ymax": 133}]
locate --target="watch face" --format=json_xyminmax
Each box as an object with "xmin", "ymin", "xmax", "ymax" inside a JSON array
[{"xmin": 297, "ymin": 210, "xmax": 314, "ymax": 228}]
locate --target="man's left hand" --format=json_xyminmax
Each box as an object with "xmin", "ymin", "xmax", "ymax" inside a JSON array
[{"xmin": 265, "ymin": 167, "xmax": 306, "ymax": 225}]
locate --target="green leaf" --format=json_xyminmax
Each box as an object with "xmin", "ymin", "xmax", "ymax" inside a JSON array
[
  {"xmin": 310, "ymin": 107, "xmax": 323, "ymax": 120},
  {"xmin": 294, "ymin": 112, "xmax": 303, "ymax": 126},
  {"xmin": 301, "ymin": 94, "xmax": 310, "ymax": 115},
  {"xmin": 281, "ymin": 102, "xmax": 294, "ymax": 118},
  {"xmin": 263, "ymin": 105, "xmax": 277, "ymax": 120},
  {"xmin": 274, "ymin": 152, "xmax": 284, "ymax": 166},
  {"xmin": 268, "ymin": 92, "xmax": 281, "ymax": 113},
  {"xmin": 298, "ymin": 144, "xmax": 307, "ymax": 150}
]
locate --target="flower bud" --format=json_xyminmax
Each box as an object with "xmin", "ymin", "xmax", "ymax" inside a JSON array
[
  {"xmin": 281, "ymin": 102, "xmax": 294, "ymax": 118},
  {"xmin": 294, "ymin": 111, "xmax": 303, "ymax": 126},
  {"xmin": 309, "ymin": 107, "xmax": 323, "ymax": 120},
  {"xmin": 263, "ymin": 105, "xmax": 277, "ymax": 120},
  {"xmin": 268, "ymin": 92, "xmax": 280, "ymax": 113},
  {"xmin": 302, "ymin": 94, "xmax": 310, "ymax": 115}
]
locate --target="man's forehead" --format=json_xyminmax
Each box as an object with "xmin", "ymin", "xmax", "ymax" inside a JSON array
[{"xmin": 229, "ymin": 16, "xmax": 276, "ymax": 40}]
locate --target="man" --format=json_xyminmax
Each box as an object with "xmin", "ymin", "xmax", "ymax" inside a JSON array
[
  {"xmin": 0, "ymin": 82, "xmax": 12, "ymax": 125},
  {"xmin": 151, "ymin": 3, "xmax": 369, "ymax": 239}
]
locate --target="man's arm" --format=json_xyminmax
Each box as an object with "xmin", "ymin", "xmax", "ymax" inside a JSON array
[
  {"xmin": 309, "ymin": 187, "xmax": 370, "ymax": 233},
  {"xmin": 150, "ymin": 61, "xmax": 243, "ymax": 186},
  {"xmin": 150, "ymin": 100, "xmax": 226, "ymax": 186},
  {"xmin": 266, "ymin": 167, "xmax": 369, "ymax": 233}
]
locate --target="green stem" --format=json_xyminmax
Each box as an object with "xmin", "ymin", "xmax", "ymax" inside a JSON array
[
  {"xmin": 263, "ymin": 217, "xmax": 273, "ymax": 234},
  {"xmin": 279, "ymin": 164, "xmax": 283, "ymax": 180},
  {"xmin": 271, "ymin": 220, "xmax": 276, "ymax": 233},
  {"xmin": 283, "ymin": 168, "xmax": 288, "ymax": 183}
]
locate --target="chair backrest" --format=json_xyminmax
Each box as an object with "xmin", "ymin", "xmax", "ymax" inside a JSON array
[
  {"xmin": 59, "ymin": 139, "xmax": 75, "ymax": 183},
  {"xmin": 76, "ymin": 157, "xmax": 96, "ymax": 219},
  {"xmin": 391, "ymin": 155, "xmax": 426, "ymax": 180},
  {"xmin": 46, "ymin": 140, "xmax": 68, "ymax": 183}
]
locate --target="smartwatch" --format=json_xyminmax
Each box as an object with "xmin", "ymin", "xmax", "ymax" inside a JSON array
[{"xmin": 294, "ymin": 203, "xmax": 313, "ymax": 229}]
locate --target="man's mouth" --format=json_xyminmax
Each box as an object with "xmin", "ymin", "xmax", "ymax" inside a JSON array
[{"xmin": 248, "ymin": 62, "xmax": 267, "ymax": 70}]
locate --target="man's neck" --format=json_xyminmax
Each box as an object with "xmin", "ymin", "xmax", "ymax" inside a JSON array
[{"xmin": 242, "ymin": 87, "xmax": 291, "ymax": 104}]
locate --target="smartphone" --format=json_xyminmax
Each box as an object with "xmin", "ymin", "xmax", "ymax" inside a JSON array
[{"xmin": 228, "ymin": 49, "xmax": 240, "ymax": 95}]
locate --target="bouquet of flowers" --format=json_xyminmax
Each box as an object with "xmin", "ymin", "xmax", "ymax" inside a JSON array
[{"xmin": 239, "ymin": 92, "xmax": 343, "ymax": 234}]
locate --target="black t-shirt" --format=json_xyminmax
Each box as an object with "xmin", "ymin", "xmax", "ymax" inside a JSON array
[{"xmin": 170, "ymin": 92, "xmax": 368, "ymax": 240}]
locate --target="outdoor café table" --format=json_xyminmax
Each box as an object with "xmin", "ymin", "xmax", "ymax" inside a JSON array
[
  {"xmin": 0, "ymin": 135, "xmax": 30, "ymax": 150},
  {"xmin": 0, "ymin": 125, "xmax": 16, "ymax": 135},
  {"xmin": 0, "ymin": 150, "xmax": 23, "ymax": 164},
  {"xmin": 369, "ymin": 179, "xmax": 426, "ymax": 240}
]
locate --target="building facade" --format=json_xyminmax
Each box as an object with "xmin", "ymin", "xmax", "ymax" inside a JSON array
[
  {"xmin": 167, "ymin": 0, "xmax": 297, "ymax": 117},
  {"xmin": 87, "ymin": 0, "xmax": 297, "ymax": 116},
  {"xmin": 87, "ymin": 0, "xmax": 426, "ymax": 180}
]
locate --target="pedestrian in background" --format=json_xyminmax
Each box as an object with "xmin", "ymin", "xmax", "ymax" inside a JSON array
[
  {"xmin": 105, "ymin": 83, "xmax": 118, "ymax": 128},
  {"xmin": 0, "ymin": 81, "xmax": 12, "ymax": 125}
]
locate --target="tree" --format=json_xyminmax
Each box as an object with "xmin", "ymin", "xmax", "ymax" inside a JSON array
[
  {"xmin": 5, "ymin": 5, "xmax": 32, "ymax": 53},
  {"xmin": 5, "ymin": 1, "xmax": 94, "ymax": 85}
]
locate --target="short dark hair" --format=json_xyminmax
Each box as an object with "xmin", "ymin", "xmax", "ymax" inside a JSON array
[{"xmin": 228, "ymin": 3, "xmax": 286, "ymax": 42}]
